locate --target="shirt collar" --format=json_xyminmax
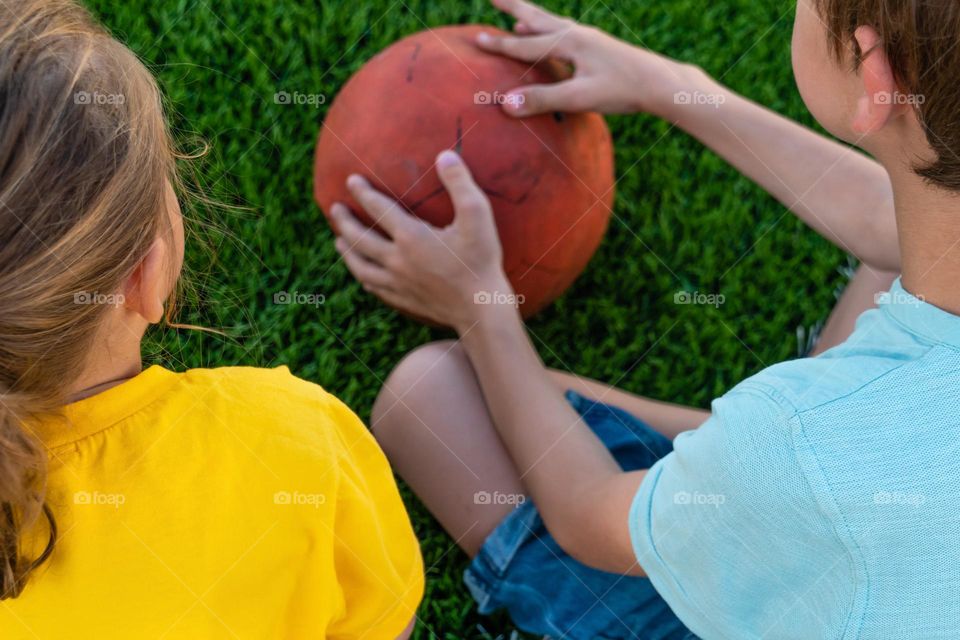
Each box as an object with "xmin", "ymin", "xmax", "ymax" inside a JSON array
[
  {"xmin": 879, "ymin": 277, "xmax": 960, "ymax": 349},
  {"xmin": 34, "ymin": 365, "xmax": 179, "ymax": 449}
]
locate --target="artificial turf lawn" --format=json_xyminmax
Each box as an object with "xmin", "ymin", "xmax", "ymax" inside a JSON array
[{"xmin": 87, "ymin": 0, "xmax": 852, "ymax": 636}]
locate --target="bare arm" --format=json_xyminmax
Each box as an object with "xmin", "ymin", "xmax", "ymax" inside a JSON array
[
  {"xmin": 477, "ymin": 0, "xmax": 900, "ymax": 271},
  {"xmin": 459, "ymin": 304, "xmax": 648, "ymax": 575},
  {"xmin": 660, "ymin": 71, "xmax": 899, "ymax": 271},
  {"xmin": 334, "ymin": 155, "xmax": 649, "ymax": 575}
]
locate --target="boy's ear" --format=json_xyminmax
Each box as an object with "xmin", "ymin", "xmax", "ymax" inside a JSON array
[
  {"xmin": 122, "ymin": 239, "xmax": 167, "ymax": 324},
  {"xmin": 851, "ymin": 26, "xmax": 898, "ymax": 135}
]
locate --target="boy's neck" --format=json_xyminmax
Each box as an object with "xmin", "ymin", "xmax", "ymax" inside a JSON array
[{"xmin": 891, "ymin": 167, "xmax": 960, "ymax": 316}]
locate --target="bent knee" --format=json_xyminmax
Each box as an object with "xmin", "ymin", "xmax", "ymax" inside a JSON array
[{"xmin": 371, "ymin": 340, "xmax": 467, "ymax": 442}]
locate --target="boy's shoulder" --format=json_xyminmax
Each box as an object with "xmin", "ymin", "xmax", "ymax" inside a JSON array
[{"xmin": 733, "ymin": 307, "xmax": 938, "ymax": 415}]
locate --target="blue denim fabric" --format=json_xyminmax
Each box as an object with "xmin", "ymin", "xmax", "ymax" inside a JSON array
[{"xmin": 464, "ymin": 390, "xmax": 696, "ymax": 640}]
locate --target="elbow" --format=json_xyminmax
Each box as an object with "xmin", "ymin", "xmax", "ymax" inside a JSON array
[
  {"xmin": 537, "ymin": 506, "xmax": 591, "ymax": 564},
  {"xmin": 547, "ymin": 517, "xmax": 646, "ymax": 577},
  {"xmin": 550, "ymin": 524, "xmax": 593, "ymax": 566}
]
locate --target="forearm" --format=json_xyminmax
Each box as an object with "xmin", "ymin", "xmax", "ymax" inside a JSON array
[
  {"xmin": 458, "ymin": 303, "xmax": 641, "ymax": 572},
  {"xmin": 651, "ymin": 65, "xmax": 899, "ymax": 271}
]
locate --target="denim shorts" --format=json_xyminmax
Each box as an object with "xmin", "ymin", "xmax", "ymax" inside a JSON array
[{"xmin": 464, "ymin": 390, "xmax": 696, "ymax": 640}]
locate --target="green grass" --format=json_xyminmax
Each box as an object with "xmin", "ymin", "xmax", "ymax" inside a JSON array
[{"xmin": 86, "ymin": 0, "xmax": 851, "ymax": 636}]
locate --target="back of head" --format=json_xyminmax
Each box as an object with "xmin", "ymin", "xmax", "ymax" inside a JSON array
[
  {"xmin": 0, "ymin": 0, "xmax": 176, "ymax": 598},
  {"xmin": 815, "ymin": 0, "xmax": 960, "ymax": 190}
]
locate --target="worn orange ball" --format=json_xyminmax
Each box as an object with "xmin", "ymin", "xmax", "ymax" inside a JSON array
[{"xmin": 314, "ymin": 25, "xmax": 615, "ymax": 318}]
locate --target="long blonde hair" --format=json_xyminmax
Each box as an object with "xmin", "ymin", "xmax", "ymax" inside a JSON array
[{"xmin": 0, "ymin": 0, "xmax": 177, "ymax": 598}]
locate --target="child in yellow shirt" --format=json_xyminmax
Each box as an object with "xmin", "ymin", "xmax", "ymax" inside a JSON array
[{"xmin": 0, "ymin": 2, "xmax": 422, "ymax": 638}]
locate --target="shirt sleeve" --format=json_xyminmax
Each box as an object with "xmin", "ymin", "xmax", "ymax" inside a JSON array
[
  {"xmin": 628, "ymin": 384, "xmax": 854, "ymax": 639},
  {"xmin": 324, "ymin": 397, "xmax": 424, "ymax": 639}
]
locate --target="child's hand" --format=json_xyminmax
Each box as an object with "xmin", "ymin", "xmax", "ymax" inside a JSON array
[
  {"xmin": 476, "ymin": 0, "xmax": 695, "ymax": 118},
  {"xmin": 332, "ymin": 151, "xmax": 512, "ymax": 331}
]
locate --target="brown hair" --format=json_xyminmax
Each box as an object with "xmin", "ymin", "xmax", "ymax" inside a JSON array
[
  {"xmin": 814, "ymin": 0, "xmax": 960, "ymax": 190},
  {"xmin": 0, "ymin": 0, "xmax": 178, "ymax": 597}
]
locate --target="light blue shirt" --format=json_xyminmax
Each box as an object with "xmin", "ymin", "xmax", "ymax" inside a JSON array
[{"xmin": 630, "ymin": 279, "xmax": 960, "ymax": 639}]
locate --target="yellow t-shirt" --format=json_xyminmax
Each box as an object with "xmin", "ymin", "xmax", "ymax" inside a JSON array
[{"xmin": 1, "ymin": 365, "xmax": 424, "ymax": 639}]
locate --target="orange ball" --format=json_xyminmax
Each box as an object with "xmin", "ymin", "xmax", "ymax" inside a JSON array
[{"xmin": 314, "ymin": 24, "xmax": 615, "ymax": 318}]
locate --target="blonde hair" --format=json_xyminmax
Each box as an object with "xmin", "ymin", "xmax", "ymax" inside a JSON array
[{"xmin": 0, "ymin": 0, "xmax": 177, "ymax": 597}]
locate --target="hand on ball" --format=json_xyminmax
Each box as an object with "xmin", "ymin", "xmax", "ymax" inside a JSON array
[
  {"xmin": 476, "ymin": 0, "xmax": 697, "ymax": 119},
  {"xmin": 332, "ymin": 150, "xmax": 512, "ymax": 331}
]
